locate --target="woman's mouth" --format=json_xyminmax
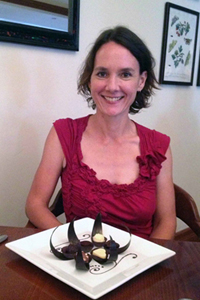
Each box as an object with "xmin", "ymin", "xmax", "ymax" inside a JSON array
[{"xmin": 103, "ymin": 96, "xmax": 123, "ymax": 102}]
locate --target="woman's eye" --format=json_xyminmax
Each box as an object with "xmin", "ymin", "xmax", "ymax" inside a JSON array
[
  {"xmin": 121, "ymin": 72, "xmax": 132, "ymax": 78},
  {"xmin": 97, "ymin": 71, "xmax": 107, "ymax": 78}
]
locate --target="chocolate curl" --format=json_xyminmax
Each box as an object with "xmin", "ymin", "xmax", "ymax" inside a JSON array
[
  {"xmin": 50, "ymin": 227, "xmax": 75, "ymax": 260},
  {"xmin": 68, "ymin": 219, "xmax": 79, "ymax": 245}
]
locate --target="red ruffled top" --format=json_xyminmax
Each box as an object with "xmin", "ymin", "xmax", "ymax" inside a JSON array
[{"xmin": 54, "ymin": 115, "xmax": 170, "ymax": 239}]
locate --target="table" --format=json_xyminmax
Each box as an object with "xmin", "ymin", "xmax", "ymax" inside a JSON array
[{"xmin": 0, "ymin": 226, "xmax": 199, "ymax": 300}]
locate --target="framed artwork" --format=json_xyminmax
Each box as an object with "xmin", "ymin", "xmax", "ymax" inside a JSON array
[{"xmin": 159, "ymin": 2, "xmax": 199, "ymax": 85}]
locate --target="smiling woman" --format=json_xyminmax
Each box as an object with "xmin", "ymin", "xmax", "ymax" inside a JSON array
[
  {"xmin": 0, "ymin": 0, "xmax": 80, "ymax": 50},
  {"xmin": 25, "ymin": 26, "xmax": 176, "ymax": 240}
]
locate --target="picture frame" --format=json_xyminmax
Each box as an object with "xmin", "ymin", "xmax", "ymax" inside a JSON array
[
  {"xmin": 0, "ymin": 0, "xmax": 80, "ymax": 51},
  {"xmin": 197, "ymin": 54, "xmax": 200, "ymax": 86},
  {"xmin": 159, "ymin": 2, "xmax": 199, "ymax": 85}
]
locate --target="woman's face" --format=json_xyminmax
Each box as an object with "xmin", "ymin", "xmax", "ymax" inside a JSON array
[{"xmin": 89, "ymin": 41, "xmax": 147, "ymax": 118}]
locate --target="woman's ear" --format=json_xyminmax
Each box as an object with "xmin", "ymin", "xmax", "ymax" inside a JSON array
[{"xmin": 138, "ymin": 71, "xmax": 147, "ymax": 91}]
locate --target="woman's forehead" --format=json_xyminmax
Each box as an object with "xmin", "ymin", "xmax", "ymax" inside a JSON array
[{"xmin": 94, "ymin": 42, "xmax": 140, "ymax": 69}]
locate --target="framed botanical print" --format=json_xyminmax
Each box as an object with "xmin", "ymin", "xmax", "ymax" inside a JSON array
[{"xmin": 159, "ymin": 2, "xmax": 199, "ymax": 85}]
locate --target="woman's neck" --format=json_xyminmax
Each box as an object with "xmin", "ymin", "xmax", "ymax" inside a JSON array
[{"xmin": 88, "ymin": 113, "xmax": 137, "ymax": 141}]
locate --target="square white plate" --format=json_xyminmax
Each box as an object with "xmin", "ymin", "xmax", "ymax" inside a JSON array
[{"xmin": 6, "ymin": 218, "xmax": 175, "ymax": 299}]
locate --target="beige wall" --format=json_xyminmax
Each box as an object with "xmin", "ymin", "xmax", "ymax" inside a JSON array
[{"xmin": 0, "ymin": 0, "xmax": 200, "ymax": 231}]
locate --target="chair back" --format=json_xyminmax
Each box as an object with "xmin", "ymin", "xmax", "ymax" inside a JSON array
[
  {"xmin": 174, "ymin": 184, "xmax": 200, "ymax": 238},
  {"xmin": 49, "ymin": 189, "xmax": 64, "ymax": 217}
]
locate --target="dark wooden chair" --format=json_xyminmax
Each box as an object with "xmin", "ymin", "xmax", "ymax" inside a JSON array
[
  {"xmin": 26, "ymin": 184, "xmax": 200, "ymax": 240},
  {"xmin": 174, "ymin": 184, "xmax": 200, "ymax": 240},
  {"xmin": 49, "ymin": 188, "xmax": 64, "ymax": 217}
]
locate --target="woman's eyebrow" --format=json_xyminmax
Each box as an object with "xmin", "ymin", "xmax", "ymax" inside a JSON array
[
  {"xmin": 120, "ymin": 67, "xmax": 135, "ymax": 72},
  {"xmin": 94, "ymin": 67, "xmax": 136, "ymax": 72},
  {"xmin": 93, "ymin": 66, "xmax": 107, "ymax": 71}
]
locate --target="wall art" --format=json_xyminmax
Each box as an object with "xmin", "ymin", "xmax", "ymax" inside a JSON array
[{"xmin": 159, "ymin": 2, "xmax": 199, "ymax": 85}]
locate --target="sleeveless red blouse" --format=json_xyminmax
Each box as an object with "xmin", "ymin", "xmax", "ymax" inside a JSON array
[{"xmin": 54, "ymin": 115, "xmax": 170, "ymax": 239}]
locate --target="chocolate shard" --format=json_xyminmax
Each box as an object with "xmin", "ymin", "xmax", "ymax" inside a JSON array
[
  {"xmin": 75, "ymin": 245, "xmax": 90, "ymax": 271},
  {"xmin": 92, "ymin": 213, "xmax": 103, "ymax": 237},
  {"xmin": 68, "ymin": 219, "xmax": 80, "ymax": 245}
]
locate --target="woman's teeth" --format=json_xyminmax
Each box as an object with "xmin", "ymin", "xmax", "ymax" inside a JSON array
[{"xmin": 104, "ymin": 96, "xmax": 122, "ymax": 102}]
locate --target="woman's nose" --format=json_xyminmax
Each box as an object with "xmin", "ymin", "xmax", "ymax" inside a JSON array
[{"xmin": 105, "ymin": 75, "xmax": 119, "ymax": 91}]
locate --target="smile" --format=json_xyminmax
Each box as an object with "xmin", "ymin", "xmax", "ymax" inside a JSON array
[{"xmin": 104, "ymin": 96, "xmax": 123, "ymax": 102}]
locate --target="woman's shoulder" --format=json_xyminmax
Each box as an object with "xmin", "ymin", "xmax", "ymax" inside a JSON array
[
  {"xmin": 135, "ymin": 122, "xmax": 170, "ymax": 154},
  {"xmin": 54, "ymin": 115, "xmax": 90, "ymax": 128},
  {"xmin": 53, "ymin": 115, "xmax": 90, "ymax": 144},
  {"xmin": 136, "ymin": 122, "xmax": 170, "ymax": 141},
  {"xmin": 53, "ymin": 115, "xmax": 91, "ymax": 160}
]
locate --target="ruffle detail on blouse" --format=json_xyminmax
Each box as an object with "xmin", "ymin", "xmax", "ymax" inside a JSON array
[
  {"xmin": 137, "ymin": 149, "xmax": 166, "ymax": 180},
  {"xmin": 77, "ymin": 160, "xmax": 145, "ymax": 201},
  {"xmin": 78, "ymin": 163, "xmax": 97, "ymax": 184}
]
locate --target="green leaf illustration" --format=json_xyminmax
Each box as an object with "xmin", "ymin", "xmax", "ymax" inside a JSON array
[
  {"xmin": 171, "ymin": 15, "xmax": 179, "ymax": 26},
  {"xmin": 176, "ymin": 21, "xmax": 191, "ymax": 36},
  {"xmin": 171, "ymin": 46, "xmax": 185, "ymax": 68},
  {"xmin": 185, "ymin": 51, "xmax": 191, "ymax": 66},
  {"xmin": 168, "ymin": 40, "xmax": 177, "ymax": 52}
]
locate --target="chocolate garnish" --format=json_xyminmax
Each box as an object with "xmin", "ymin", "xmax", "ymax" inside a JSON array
[
  {"xmin": 68, "ymin": 219, "xmax": 79, "ymax": 245},
  {"xmin": 104, "ymin": 236, "xmax": 118, "ymax": 263},
  {"xmin": 75, "ymin": 245, "xmax": 91, "ymax": 271},
  {"xmin": 91, "ymin": 213, "xmax": 107, "ymax": 247},
  {"xmin": 50, "ymin": 214, "xmax": 132, "ymax": 269},
  {"xmin": 50, "ymin": 220, "xmax": 81, "ymax": 260},
  {"xmin": 105, "ymin": 240, "xmax": 119, "ymax": 249},
  {"xmin": 91, "ymin": 248, "xmax": 107, "ymax": 264},
  {"xmin": 62, "ymin": 243, "xmax": 79, "ymax": 254},
  {"xmin": 91, "ymin": 236, "xmax": 118, "ymax": 264},
  {"xmin": 92, "ymin": 213, "xmax": 103, "ymax": 236},
  {"xmin": 80, "ymin": 240, "xmax": 93, "ymax": 252},
  {"xmin": 117, "ymin": 225, "xmax": 131, "ymax": 254},
  {"xmin": 50, "ymin": 227, "xmax": 75, "ymax": 260}
]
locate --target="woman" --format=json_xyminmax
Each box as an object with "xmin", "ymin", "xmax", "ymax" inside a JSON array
[{"xmin": 25, "ymin": 26, "xmax": 176, "ymax": 239}]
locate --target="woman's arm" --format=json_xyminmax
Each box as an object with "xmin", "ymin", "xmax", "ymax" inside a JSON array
[
  {"xmin": 150, "ymin": 146, "xmax": 177, "ymax": 240},
  {"xmin": 25, "ymin": 126, "xmax": 65, "ymax": 229}
]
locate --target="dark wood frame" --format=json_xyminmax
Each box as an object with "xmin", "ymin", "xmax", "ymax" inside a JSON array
[
  {"xmin": 0, "ymin": 0, "xmax": 80, "ymax": 51},
  {"xmin": 197, "ymin": 54, "xmax": 200, "ymax": 86},
  {"xmin": 159, "ymin": 2, "xmax": 199, "ymax": 85},
  {"xmin": 1, "ymin": 0, "xmax": 68, "ymax": 16}
]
